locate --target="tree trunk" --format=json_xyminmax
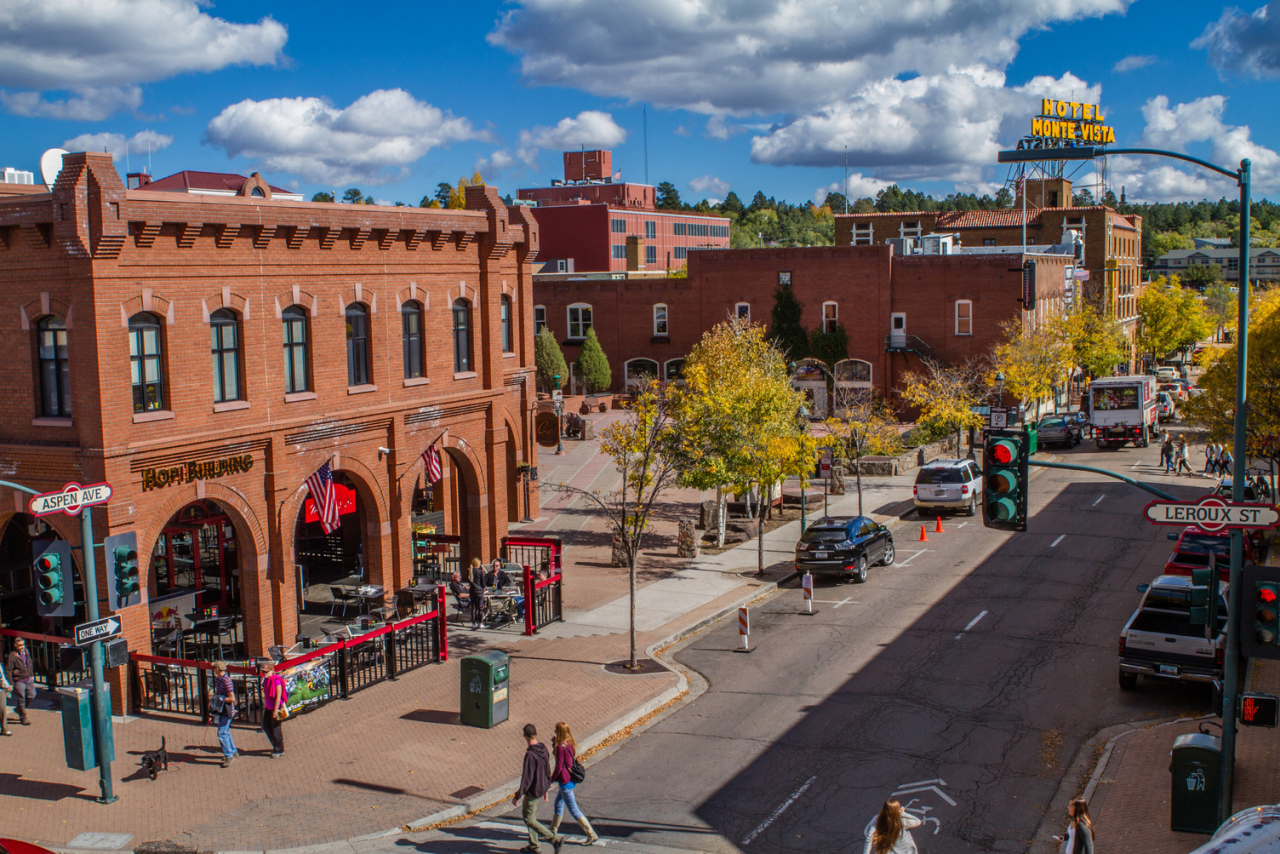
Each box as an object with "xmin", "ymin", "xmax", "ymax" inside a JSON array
[
  {"xmin": 756, "ymin": 483, "xmax": 767, "ymax": 575},
  {"xmin": 716, "ymin": 486, "xmax": 727, "ymax": 548},
  {"xmin": 855, "ymin": 447, "xmax": 864, "ymax": 517},
  {"xmin": 628, "ymin": 551, "xmax": 638, "ymax": 668}
]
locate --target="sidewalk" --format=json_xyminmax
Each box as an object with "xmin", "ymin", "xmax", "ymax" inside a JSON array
[{"xmin": 1, "ymin": 424, "xmax": 920, "ymax": 852}]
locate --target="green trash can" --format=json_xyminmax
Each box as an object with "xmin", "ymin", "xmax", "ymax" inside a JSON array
[
  {"xmin": 460, "ymin": 651, "xmax": 510, "ymax": 728},
  {"xmin": 1170, "ymin": 732, "xmax": 1221, "ymax": 833},
  {"xmin": 57, "ymin": 683, "xmax": 114, "ymax": 772},
  {"xmin": 1025, "ymin": 423, "xmax": 1038, "ymax": 455}
]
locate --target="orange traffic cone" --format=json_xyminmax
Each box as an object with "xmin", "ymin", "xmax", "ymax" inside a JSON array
[
  {"xmin": 918, "ymin": 524, "xmax": 929, "ymax": 542},
  {"xmin": 935, "ymin": 516, "xmax": 945, "ymax": 533}
]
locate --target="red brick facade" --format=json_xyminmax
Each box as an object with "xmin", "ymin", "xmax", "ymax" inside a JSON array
[
  {"xmin": 0, "ymin": 154, "xmax": 541, "ymax": 708},
  {"xmin": 534, "ymin": 245, "xmax": 1070, "ymax": 399}
]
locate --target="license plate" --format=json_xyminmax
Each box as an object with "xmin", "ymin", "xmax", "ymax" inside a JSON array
[
  {"xmin": 814, "ymin": 551, "xmax": 829, "ymax": 559},
  {"xmin": 1158, "ymin": 664, "xmax": 1179, "ymax": 676}
]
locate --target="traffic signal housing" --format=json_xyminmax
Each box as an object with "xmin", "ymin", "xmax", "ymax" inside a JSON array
[
  {"xmin": 1189, "ymin": 556, "xmax": 1221, "ymax": 639},
  {"xmin": 34, "ymin": 539, "xmax": 74, "ymax": 617},
  {"xmin": 104, "ymin": 531, "xmax": 141, "ymax": 609},
  {"xmin": 983, "ymin": 428, "xmax": 1029, "ymax": 532},
  {"xmin": 1241, "ymin": 565, "xmax": 1280, "ymax": 660}
]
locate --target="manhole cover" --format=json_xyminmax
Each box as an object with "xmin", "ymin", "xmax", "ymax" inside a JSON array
[
  {"xmin": 135, "ymin": 842, "xmax": 196, "ymax": 854},
  {"xmin": 604, "ymin": 658, "xmax": 664, "ymax": 674}
]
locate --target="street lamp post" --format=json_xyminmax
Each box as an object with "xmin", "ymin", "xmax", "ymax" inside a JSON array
[
  {"xmin": 796, "ymin": 404, "xmax": 810, "ymax": 535},
  {"xmin": 552, "ymin": 374, "xmax": 564, "ymax": 456},
  {"xmin": 1001, "ymin": 145, "xmax": 1252, "ymax": 822}
]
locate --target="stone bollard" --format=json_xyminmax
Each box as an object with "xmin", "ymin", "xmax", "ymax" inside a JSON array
[
  {"xmin": 611, "ymin": 534, "xmax": 628, "ymax": 567},
  {"xmin": 677, "ymin": 519, "xmax": 699, "ymax": 558},
  {"xmin": 581, "ymin": 419, "xmax": 596, "ymax": 440},
  {"xmin": 699, "ymin": 499, "xmax": 722, "ymax": 531},
  {"xmin": 828, "ymin": 464, "xmax": 847, "ymax": 495}
]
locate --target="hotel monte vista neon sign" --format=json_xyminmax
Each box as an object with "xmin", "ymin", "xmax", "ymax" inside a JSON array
[{"xmin": 1016, "ymin": 99, "xmax": 1117, "ymax": 151}]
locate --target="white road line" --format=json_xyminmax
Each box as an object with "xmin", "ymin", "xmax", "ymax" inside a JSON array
[
  {"xmin": 957, "ymin": 522, "xmax": 969, "ymax": 528},
  {"xmin": 897, "ymin": 549, "xmax": 931, "ymax": 567},
  {"xmin": 812, "ymin": 597, "xmax": 856, "ymax": 607},
  {"xmin": 1092, "ymin": 494, "xmax": 1106, "ymax": 507},
  {"xmin": 955, "ymin": 609, "xmax": 989, "ymax": 640},
  {"xmin": 742, "ymin": 775, "xmax": 817, "ymax": 845},
  {"xmin": 1051, "ymin": 534, "xmax": 1066, "ymax": 547}
]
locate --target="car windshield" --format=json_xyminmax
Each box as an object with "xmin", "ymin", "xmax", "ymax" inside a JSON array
[
  {"xmin": 1039, "ymin": 418, "xmax": 1064, "ymax": 428},
  {"xmin": 1178, "ymin": 534, "xmax": 1230, "ymax": 554},
  {"xmin": 916, "ymin": 468, "xmax": 963, "ymax": 484},
  {"xmin": 803, "ymin": 528, "xmax": 849, "ymax": 543},
  {"xmin": 1215, "ymin": 484, "xmax": 1258, "ymax": 501}
]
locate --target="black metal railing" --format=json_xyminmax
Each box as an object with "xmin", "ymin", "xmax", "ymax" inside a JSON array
[
  {"xmin": 130, "ymin": 656, "xmax": 266, "ymax": 724},
  {"xmin": 1, "ymin": 629, "xmax": 89, "ymax": 690}
]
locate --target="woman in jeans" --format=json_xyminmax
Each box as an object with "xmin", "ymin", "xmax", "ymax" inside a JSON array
[
  {"xmin": 550, "ymin": 721, "xmax": 599, "ymax": 845},
  {"xmin": 259, "ymin": 661, "xmax": 286, "ymax": 758},
  {"xmin": 212, "ymin": 661, "xmax": 239, "ymax": 767}
]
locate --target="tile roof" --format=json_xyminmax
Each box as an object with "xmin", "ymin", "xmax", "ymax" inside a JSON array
[
  {"xmin": 935, "ymin": 209, "xmax": 1044, "ymax": 228},
  {"xmin": 146, "ymin": 170, "xmax": 292, "ymax": 195}
]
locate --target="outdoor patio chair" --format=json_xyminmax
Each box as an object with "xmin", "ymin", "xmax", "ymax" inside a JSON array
[{"xmin": 329, "ymin": 585, "xmax": 355, "ymax": 618}]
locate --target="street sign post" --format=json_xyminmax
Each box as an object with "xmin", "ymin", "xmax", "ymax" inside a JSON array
[
  {"xmin": 1143, "ymin": 497, "xmax": 1280, "ymax": 532},
  {"xmin": 75, "ymin": 616, "xmax": 123, "ymax": 647},
  {"xmin": 29, "ymin": 482, "xmax": 112, "ymax": 517}
]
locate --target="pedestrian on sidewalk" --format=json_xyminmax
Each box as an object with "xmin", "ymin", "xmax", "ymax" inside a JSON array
[
  {"xmin": 6, "ymin": 638, "xmax": 36, "ymax": 726},
  {"xmin": 1221, "ymin": 445, "xmax": 1234, "ymax": 476},
  {"xmin": 511, "ymin": 723, "xmax": 563, "ymax": 853},
  {"xmin": 1161, "ymin": 434, "xmax": 1175, "ymax": 472},
  {"xmin": 468, "ymin": 558, "xmax": 487, "ymax": 630},
  {"xmin": 1176, "ymin": 438, "xmax": 1193, "ymax": 476},
  {"xmin": 0, "ymin": 649, "xmax": 12, "ymax": 735},
  {"xmin": 863, "ymin": 797, "xmax": 921, "ymax": 854},
  {"xmin": 1052, "ymin": 796, "xmax": 1094, "ymax": 854},
  {"xmin": 259, "ymin": 661, "xmax": 286, "ymax": 758},
  {"xmin": 211, "ymin": 661, "xmax": 239, "ymax": 767},
  {"xmin": 1205, "ymin": 442, "xmax": 1219, "ymax": 476},
  {"xmin": 550, "ymin": 722, "xmax": 599, "ymax": 846}
]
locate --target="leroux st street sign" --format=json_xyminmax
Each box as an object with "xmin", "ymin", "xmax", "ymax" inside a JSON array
[{"xmin": 1144, "ymin": 496, "xmax": 1280, "ymax": 532}]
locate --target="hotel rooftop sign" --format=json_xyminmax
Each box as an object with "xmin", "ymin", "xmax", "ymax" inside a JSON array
[{"xmin": 1017, "ymin": 99, "xmax": 1115, "ymax": 151}]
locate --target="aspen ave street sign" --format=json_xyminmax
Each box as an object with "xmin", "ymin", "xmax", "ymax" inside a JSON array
[
  {"xmin": 29, "ymin": 481, "xmax": 112, "ymax": 517},
  {"xmin": 1144, "ymin": 496, "xmax": 1280, "ymax": 532}
]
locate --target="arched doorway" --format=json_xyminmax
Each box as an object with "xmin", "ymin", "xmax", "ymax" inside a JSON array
[
  {"xmin": 0, "ymin": 513, "xmax": 81, "ymax": 635},
  {"xmin": 294, "ymin": 471, "xmax": 371, "ymax": 638}
]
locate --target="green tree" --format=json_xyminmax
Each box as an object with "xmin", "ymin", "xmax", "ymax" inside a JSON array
[
  {"xmin": 1150, "ymin": 230, "xmax": 1194, "ymax": 258},
  {"xmin": 900, "ymin": 358, "xmax": 986, "ymax": 452},
  {"xmin": 824, "ymin": 191, "xmax": 849, "ymax": 215},
  {"xmin": 994, "ymin": 187, "xmax": 1013, "ymax": 209},
  {"xmin": 809, "ymin": 322, "xmax": 849, "ymax": 370},
  {"xmin": 656, "ymin": 182, "xmax": 683, "ymax": 210},
  {"xmin": 989, "ymin": 318, "xmax": 1069, "ymax": 419},
  {"xmin": 1137, "ymin": 276, "xmax": 1210, "ymax": 362},
  {"xmin": 435, "ymin": 182, "xmax": 453, "ymax": 207},
  {"xmin": 576, "ymin": 327, "xmax": 612, "ymax": 393},
  {"xmin": 311, "ymin": 191, "xmax": 334, "ymax": 203},
  {"xmin": 748, "ymin": 190, "xmax": 771, "ymax": 213},
  {"xmin": 534, "ymin": 327, "xmax": 568, "ymax": 392},
  {"xmin": 1183, "ymin": 262, "xmax": 1223, "ymax": 291},
  {"xmin": 342, "ymin": 188, "xmax": 364, "ymax": 204},
  {"xmin": 1204, "ymin": 280, "xmax": 1236, "ymax": 342},
  {"xmin": 767, "ymin": 281, "xmax": 809, "ymax": 360},
  {"xmin": 720, "ymin": 191, "xmax": 745, "ymax": 216},
  {"xmin": 1053, "ymin": 303, "xmax": 1129, "ymax": 379}
]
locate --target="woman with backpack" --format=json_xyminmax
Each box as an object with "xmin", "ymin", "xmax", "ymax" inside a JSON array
[
  {"xmin": 863, "ymin": 798, "xmax": 922, "ymax": 854},
  {"xmin": 551, "ymin": 721, "xmax": 599, "ymax": 846}
]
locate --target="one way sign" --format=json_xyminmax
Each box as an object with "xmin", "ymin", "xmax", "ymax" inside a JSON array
[{"xmin": 75, "ymin": 615, "xmax": 123, "ymax": 647}]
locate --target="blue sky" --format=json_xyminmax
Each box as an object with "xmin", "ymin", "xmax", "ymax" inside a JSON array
[{"xmin": 1, "ymin": 0, "xmax": 1277, "ymax": 206}]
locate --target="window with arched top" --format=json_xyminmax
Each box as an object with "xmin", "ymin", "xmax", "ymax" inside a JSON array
[
  {"xmin": 346, "ymin": 303, "xmax": 371, "ymax": 386},
  {"xmin": 402, "ymin": 300, "xmax": 424, "ymax": 379},
  {"xmin": 128, "ymin": 312, "xmax": 165, "ymax": 412},
  {"xmin": 453, "ymin": 298, "xmax": 472, "ymax": 372},
  {"xmin": 653, "ymin": 304, "xmax": 668, "ymax": 336},
  {"xmin": 501, "ymin": 295, "xmax": 513, "ymax": 353},
  {"xmin": 37, "ymin": 315, "xmax": 70, "ymax": 417},
  {"xmin": 282, "ymin": 305, "xmax": 310, "ymax": 393},
  {"xmin": 251, "ymin": 186, "xmax": 265, "ymax": 198},
  {"xmin": 664, "ymin": 358, "xmax": 685, "ymax": 382},
  {"xmin": 625, "ymin": 358, "xmax": 659, "ymax": 387},
  {"xmin": 210, "ymin": 308, "xmax": 242, "ymax": 402}
]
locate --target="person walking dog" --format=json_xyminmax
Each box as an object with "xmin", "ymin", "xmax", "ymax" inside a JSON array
[
  {"xmin": 1053, "ymin": 797, "xmax": 1095, "ymax": 853},
  {"xmin": 259, "ymin": 661, "xmax": 286, "ymax": 758},
  {"xmin": 551, "ymin": 721, "xmax": 599, "ymax": 845},
  {"xmin": 6, "ymin": 638, "xmax": 36, "ymax": 726},
  {"xmin": 864, "ymin": 798, "xmax": 922, "ymax": 854},
  {"xmin": 511, "ymin": 723, "xmax": 563, "ymax": 853},
  {"xmin": 211, "ymin": 661, "xmax": 239, "ymax": 767}
]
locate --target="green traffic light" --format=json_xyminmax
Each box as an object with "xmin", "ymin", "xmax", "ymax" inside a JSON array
[
  {"xmin": 988, "ymin": 496, "xmax": 1017, "ymax": 521},
  {"xmin": 114, "ymin": 545, "xmax": 140, "ymax": 599}
]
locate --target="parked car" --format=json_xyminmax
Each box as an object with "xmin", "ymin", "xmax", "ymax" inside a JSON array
[
  {"xmin": 1159, "ymin": 382, "xmax": 1188, "ymax": 402},
  {"xmin": 1036, "ymin": 415, "xmax": 1082, "ymax": 448},
  {"xmin": 1118, "ymin": 574, "xmax": 1226, "ymax": 690},
  {"xmin": 1156, "ymin": 366, "xmax": 1180, "ymax": 382},
  {"xmin": 794, "ymin": 515, "xmax": 895, "ymax": 582},
  {"xmin": 1163, "ymin": 526, "xmax": 1258, "ymax": 581},
  {"xmin": 913, "ymin": 459, "xmax": 982, "ymax": 516},
  {"xmin": 1156, "ymin": 391, "xmax": 1176, "ymax": 422}
]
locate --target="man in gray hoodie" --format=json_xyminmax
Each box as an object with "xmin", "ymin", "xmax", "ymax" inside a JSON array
[{"xmin": 512, "ymin": 723, "xmax": 563, "ymax": 853}]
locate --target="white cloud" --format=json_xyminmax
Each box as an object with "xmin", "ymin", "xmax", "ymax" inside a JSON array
[
  {"xmin": 515, "ymin": 110, "xmax": 627, "ymax": 165},
  {"xmin": 689, "ymin": 175, "xmax": 730, "ymax": 199},
  {"xmin": 750, "ymin": 66, "xmax": 1099, "ymax": 183},
  {"xmin": 204, "ymin": 89, "xmax": 483, "ymax": 186},
  {"xmin": 490, "ymin": 0, "xmax": 1133, "ymax": 116},
  {"xmin": 61, "ymin": 129, "xmax": 173, "ymax": 161},
  {"xmin": 673, "ymin": 125, "xmax": 691, "ymax": 137},
  {"xmin": 0, "ymin": 85, "xmax": 140, "ymax": 120},
  {"xmin": 475, "ymin": 148, "xmax": 518, "ymax": 180},
  {"xmin": 814, "ymin": 173, "xmax": 893, "ymax": 205},
  {"xmin": 1112, "ymin": 54, "xmax": 1155, "ymax": 73},
  {"xmin": 1194, "ymin": 1, "xmax": 1280, "ymax": 79}
]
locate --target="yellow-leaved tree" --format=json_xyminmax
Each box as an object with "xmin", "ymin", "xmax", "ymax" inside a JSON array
[
  {"xmin": 1137, "ymin": 276, "xmax": 1210, "ymax": 364},
  {"xmin": 900, "ymin": 357, "xmax": 987, "ymax": 450},
  {"xmin": 1052, "ymin": 302, "xmax": 1129, "ymax": 380},
  {"xmin": 990, "ymin": 317, "xmax": 1071, "ymax": 419},
  {"xmin": 823, "ymin": 389, "xmax": 900, "ymax": 516}
]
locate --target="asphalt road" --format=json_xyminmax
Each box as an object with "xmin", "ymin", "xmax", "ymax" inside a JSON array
[{"xmin": 415, "ymin": 433, "xmax": 1219, "ymax": 854}]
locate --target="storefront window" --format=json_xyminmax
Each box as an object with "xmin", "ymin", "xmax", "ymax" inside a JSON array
[
  {"xmin": 282, "ymin": 305, "xmax": 309, "ymax": 393},
  {"xmin": 210, "ymin": 309, "xmax": 241, "ymax": 402}
]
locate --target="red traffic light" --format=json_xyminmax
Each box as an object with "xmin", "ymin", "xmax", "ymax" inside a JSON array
[
  {"xmin": 36, "ymin": 554, "xmax": 56, "ymax": 571},
  {"xmin": 1261, "ymin": 587, "xmax": 1278, "ymax": 604},
  {"xmin": 989, "ymin": 440, "xmax": 1016, "ymax": 464}
]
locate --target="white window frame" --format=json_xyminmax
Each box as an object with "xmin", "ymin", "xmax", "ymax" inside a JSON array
[
  {"xmin": 653, "ymin": 303, "xmax": 668, "ymax": 336},
  {"xmin": 955, "ymin": 300, "xmax": 973, "ymax": 336},
  {"xmin": 853, "ymin": 223, "xmax": 873, "ymax": 246},
  {"xmin": 567, "ymin": 303, "xmax": 592, "ymax": 340},
  {"xmin": 534, "ymin": 305, "xmax": 546, "ymax": 333},
  {"xmin": 625, "ymin": 358, "xmax": 660, "ymax": 387},
  {"xmin": 735, "ymin": 302, "xmax": 750, "ymax": 321},
  {"xmin": 664, "ymin": 358, "xmax": 686, "ymax": 382},
  {"xmin": 822, "ymin": 301, "xmax": 838, "ymax": 334}
]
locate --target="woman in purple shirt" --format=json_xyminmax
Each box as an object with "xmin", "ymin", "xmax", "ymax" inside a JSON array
[{"xmin": 550, "ymin": 721, "xmax": 599, "ymax": 845}]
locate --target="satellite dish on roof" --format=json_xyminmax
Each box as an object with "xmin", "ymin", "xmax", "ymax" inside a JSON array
[{"xmin": 40, "ymin": 148, "xmax": 68, "ymax": 187}]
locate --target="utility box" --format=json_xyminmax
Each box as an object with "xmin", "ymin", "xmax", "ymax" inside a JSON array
[
  {"xmin": 57, "ymin": 684, "xmax": 114, "ymax": 772},
  {"xmin": 1170, "ymin": 732, "xmax": 1221, "ymax": 834},
  {"xmin": 460, "ymin": 651, "xmax": 509, "ymax": 728}
]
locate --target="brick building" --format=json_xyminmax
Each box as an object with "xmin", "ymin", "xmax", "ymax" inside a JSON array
[
  {"xmin": 519, "ymin": 150, "xmax": 731, "ymax": 275},
  {"xmin": 0, "ymin": 154, "xmax": 540, "ymax": 709},
  {"xmin": 534, "ymin": 242, "xmax": 1070, "ymax": 403}
]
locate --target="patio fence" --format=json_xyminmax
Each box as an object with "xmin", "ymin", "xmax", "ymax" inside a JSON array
[
  {"xmin": 0, "ymin": 628, "xmax": 89, "ymax": 689},
  {"xmin": 523, "ymin": 566, "xmax": 563, "ymax": 636}
]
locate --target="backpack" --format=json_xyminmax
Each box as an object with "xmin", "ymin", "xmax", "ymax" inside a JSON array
[{"xmin": 570, "ymin": 759, "xmax": 586, "ymax": 784}]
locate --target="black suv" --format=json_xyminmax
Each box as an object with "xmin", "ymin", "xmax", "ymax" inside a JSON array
[{"xmin": 794, "ymin": 515, "xmax": 895, "ymax": 582}]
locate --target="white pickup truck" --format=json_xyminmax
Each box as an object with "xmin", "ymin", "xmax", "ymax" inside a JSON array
[{"xmin": 1118, "ymin": 574, "xmax": 1226, "ymax": 690}]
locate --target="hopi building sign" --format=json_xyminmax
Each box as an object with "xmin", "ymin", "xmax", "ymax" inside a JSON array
[{"xmin": 141, "ymin": 454, "xmax": 255, "ymax": 491}]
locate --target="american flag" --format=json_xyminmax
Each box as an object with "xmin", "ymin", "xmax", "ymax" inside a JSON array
[
  {"xmin": 422, "ymin": 444, "xmax": 443, "ymax": 484},
  {"xmin": 305, "ymin": 462, "xmax": 340, "ymax": 534}
]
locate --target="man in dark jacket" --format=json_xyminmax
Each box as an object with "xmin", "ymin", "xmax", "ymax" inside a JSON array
[
  {"xmin": 6, "ymin": 638, "xmax": 36, "ymax": 725},
  {"xmin": 511, "ymin": 723, "xmax": 562, "ymax": 853}
]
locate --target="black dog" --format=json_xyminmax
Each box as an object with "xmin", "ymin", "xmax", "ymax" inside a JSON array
[{"xmin": 140, "ymin": 736, "xmax": 168, "ymax": 780}]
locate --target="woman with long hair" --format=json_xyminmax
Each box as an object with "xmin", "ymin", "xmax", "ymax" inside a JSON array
[
  {"xmin": 1054, "ymin": 797, "xmax": 1094, "ymax": 853},
  {"xmin": 551, "ymin": 721, "xmax": 599, "ymax": 845},
  {"xmin": 863, "ymin": 798, "xmax": 921, "ymax": 854}
]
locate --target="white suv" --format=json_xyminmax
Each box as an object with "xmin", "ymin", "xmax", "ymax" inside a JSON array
[{"xmin": 913, "ymin": 459, "xmax": 982, "ymax": 516}]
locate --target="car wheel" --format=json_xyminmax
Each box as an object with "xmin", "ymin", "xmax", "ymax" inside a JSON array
[
  {"xmin": 853, "ymin": 554, "xmax": 869, "ymax": 583},
  {"xmin": 966, "ymin": 496, "xmax": 977, "ymax": 517},
  {"xmin": 880, "ymin": 541, "xmax": 895, "ymax": 566},
  {"xmin": 1118, "ymin": 670, "xmax": 1138, "ymax": 691}
]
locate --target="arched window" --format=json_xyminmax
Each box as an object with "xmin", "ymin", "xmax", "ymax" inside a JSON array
[
  {"xmin": 402, "ymin": 300, "xmax": 424, "ymax": 380},
  {"xmin": 346, "ymin": 303, "xmax": 371, "ymax": 386},
  {"xmin": 664, "ymin": 358, "xmax": 685, "ymax": 382},
  {"xmin": 653, "ymin": 303, "xmax": 668, "ymax": 336},
  {"xmin": 453, "ymin": 298, "xmax": 472, "ymax": 373},
  {"xmin": 567, "ymin": 303, "xmax": 592, "ymax": 340},
  {"xmin": 625, "ymin": 358, "xmax": 659, "ymax": 387},
  {"xmin": 735, "ymin": 302, "xmax": 750, "ymax": 320},
  {"xmin": 251, "ymin": 186, "xmax": 265, "ymax": 198},
  {"xmin": 282, "ymin": 305, "xmax": 310, "ymax": 393},
  {"xmin": 210, "ymin": 309, "xmax": 241, "ymax": 402},
  {"xmin": 955, "ymin": 300, "xmax": 973, "ymax": 336},
  {"xmin": 822, "ymin": 301, "xmax": 839, "ymax": 334},
  {"xmin": 128, "ymin": 312, "xmax": 165, "ymax": 412},
  {"xmin": 37, "ymin": 316, "xmax": 71, "ymax": 417},
  {"xmin": 501, "ymin": 294, "xmax": 513, "ymax": 353}
]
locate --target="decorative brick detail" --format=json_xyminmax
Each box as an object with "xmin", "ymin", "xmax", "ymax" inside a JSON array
[
  {"xmin": 318, "ymin": 226, "xmax": 339, "ymax": 250},
  {"xmin": 284, "ymin": 225, "xmax": 305, "ymax": 250},
  {"xmin": 454, "ymin": 230, "xmax": 474, "ymax": 251},
  {"xmin": 404, "ymin": 229, "xmax": 424, "ymax": 250},
  {"xmin": 430, "ymin": 230, "xmax": 448, "ymax": 251},
  {"xmin": 252, "ymin": 225, "xmax": 277, "ymax": 250},
  {"xmin": 30, "ymin": 224, "xmax": 52, "ymax": 248},
  {"xmin": 0, "ymin": 225, "xmax": 12, "ymax": 250},
  {"xmin": 176, "ymin": 222, "xmax": 201, "ymax": 249},
  {"xmin": 134, "ymin": 221, "xmax": 163, "ymax": 248},
  {"xmin": 94, "ymin": 230, "xmax": 126, "ymax": 260},
  {"xmin": 350, "ymin": 227, "xmax": 371, "ymax": 250},
  {"xmin": 375, "ymin": 228, "xmax": 395, "ymax": 250},
  {"xmin": 214, "ymin": 223, "xmax": 238, "ymax": 249}
]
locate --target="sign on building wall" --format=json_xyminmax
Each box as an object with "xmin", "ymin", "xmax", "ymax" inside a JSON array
[{"xmin": 140, "ymin": 454, "xmax": 254, "ymax": 491}]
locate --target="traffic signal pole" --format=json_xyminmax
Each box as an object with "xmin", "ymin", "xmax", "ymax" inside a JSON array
[{"xmin": 80, "ymin": 504, "xmax": 116, "ymax": 804}]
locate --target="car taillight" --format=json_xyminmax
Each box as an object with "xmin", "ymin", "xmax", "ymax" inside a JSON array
[
  {"xmin": 913, "ymin": 485, "xmax": 918, "ymax": 495},
  {"xmin": 961, "ymin": 485, "xmax": 969, "ymax": 495},
  {"xmin": 1216, "ymin": 645, "xmax": 1224, "ymax": 669},
  {"xmin": 1118, "ymin": 637, "xmax": 1126, "ymax": 656}
]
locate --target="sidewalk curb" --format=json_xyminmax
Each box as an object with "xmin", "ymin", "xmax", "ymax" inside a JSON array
[{"xmin": 1028, "ymin": 713, "xmax": 1215, "ymax": 854}]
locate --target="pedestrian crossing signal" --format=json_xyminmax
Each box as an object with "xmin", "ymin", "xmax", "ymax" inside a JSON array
[{"xmin": 1241, "ymin": 692, "xmax": 1279, "ymax": 728}]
